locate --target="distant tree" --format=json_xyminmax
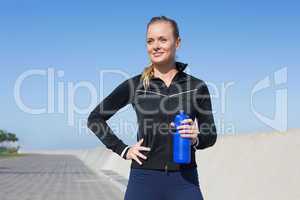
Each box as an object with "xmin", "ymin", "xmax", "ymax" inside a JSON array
[
  {"xmin": 7, "ymin": 132, "xmax": 18, "ymax": 142},
  {"xmin": 0, "ymin": 130, "xmax": 7, "ymax": 147},
  {"xmin": 0, "ymin": 129, "xmax": 19, "ymax": 148}
]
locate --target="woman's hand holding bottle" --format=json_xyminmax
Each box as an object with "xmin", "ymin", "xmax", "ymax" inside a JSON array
[{"xmin": 170, "ymin": 118, "xmax": 199, "ymax": 146}]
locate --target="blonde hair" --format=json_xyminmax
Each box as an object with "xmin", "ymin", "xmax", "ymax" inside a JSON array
[
  {"xmin": 141, "ymin": 16, "xmax": 180, "ymax": 90},
  {"xmin": 141, "ymin": 63, "xmax": 154, "ymax": 90}
]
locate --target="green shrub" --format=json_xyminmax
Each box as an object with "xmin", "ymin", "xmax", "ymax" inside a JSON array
[{"xmin": 0, "ymin": 146, "xmax": 19, "ymax": 154}]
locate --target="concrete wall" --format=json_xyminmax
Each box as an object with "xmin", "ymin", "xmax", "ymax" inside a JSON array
[{"xmin": 23, "ymin": 129, "xmax": 300, "ymax": 200}]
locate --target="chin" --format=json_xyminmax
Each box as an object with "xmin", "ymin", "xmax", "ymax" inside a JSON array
[{"xmin": 151, "ymin": 57, "xmax": 170, "ymax": 65}]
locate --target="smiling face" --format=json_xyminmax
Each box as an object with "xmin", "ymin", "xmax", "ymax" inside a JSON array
[{"xmin": 146, "ymin": 21, "xmax": 181, "ymax": 66}]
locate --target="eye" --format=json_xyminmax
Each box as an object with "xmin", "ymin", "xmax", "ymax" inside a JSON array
[
  {"xmin": 147, "ymin": 39, "xmax": 153, "ymax": 44},
  {"xmin": 160, "ymin": 38, "xmax": 167, "ymax": 43}
]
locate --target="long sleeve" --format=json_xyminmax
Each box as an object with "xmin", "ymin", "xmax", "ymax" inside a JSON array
[
  {"xmin": 194, "ymin": 81, "xmax": 217, "ymax": 149},
  {"xmin": 87, "ymin": 79, "xmax": 133, "ymax": 158}
]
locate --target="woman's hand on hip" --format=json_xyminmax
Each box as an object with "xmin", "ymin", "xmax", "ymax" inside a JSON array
[{"xmin": 126, "ymin": 138, "xmax": 151, "ymax": 165}]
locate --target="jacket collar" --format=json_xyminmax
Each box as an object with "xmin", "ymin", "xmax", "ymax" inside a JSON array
[
  {"xmin": 175, "ymin": 61, "xmax": 188, "ymax": 72},
  {"xmin": 150, "ymin": 61, "xmax": 188, "ymax": 84},
  {"xmin": 172, "ymin": 62, "xmax": 188, "ymax": 83}
]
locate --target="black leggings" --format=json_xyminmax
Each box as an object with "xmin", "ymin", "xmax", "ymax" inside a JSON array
[{"xmin": 124, "ymin": 167, "xmax": 204, "ymax": 200}]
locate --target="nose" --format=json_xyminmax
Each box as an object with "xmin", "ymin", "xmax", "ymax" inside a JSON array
[{"xmin": 153, "ymin": 40, "xmax": 161, "ymax": 51}]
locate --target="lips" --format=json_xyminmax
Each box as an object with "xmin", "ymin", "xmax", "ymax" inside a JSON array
[{"xmin": 153, "ymin": 52, "xmax": 164, "ymax": 57}]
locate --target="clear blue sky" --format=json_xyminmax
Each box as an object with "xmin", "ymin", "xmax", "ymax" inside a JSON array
[{"xmin": 0, "ymin": 0, "xmax": 299, "ymax": 150}]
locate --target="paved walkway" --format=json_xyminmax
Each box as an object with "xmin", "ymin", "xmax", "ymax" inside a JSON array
[{"xmin": 0, "ymin": 154, "xmax": 124, "ymax": 200}]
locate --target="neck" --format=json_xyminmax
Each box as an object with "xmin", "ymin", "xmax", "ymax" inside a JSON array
[{"xmin": 153, "ymin": 61, "xmax": 178, "ymax": 79}]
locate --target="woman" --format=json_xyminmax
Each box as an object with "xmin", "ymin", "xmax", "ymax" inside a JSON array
[{"xmin": 87, "ymin": 16, "xmax": 217, "ymax": 200}]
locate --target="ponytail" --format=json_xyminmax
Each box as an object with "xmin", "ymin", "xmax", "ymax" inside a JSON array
[{"xmin": 141, "ymin": 63, "xmax": 154, "ymax": 90}]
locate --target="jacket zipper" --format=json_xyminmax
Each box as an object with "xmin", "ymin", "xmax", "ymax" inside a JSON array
[
  {"xmin": 165, "ymin": 86, "xmax": 170, "ymax": 174},
  {"xmin": 165, "ymin": 164, "xmax": 168, "ymax": 173}
]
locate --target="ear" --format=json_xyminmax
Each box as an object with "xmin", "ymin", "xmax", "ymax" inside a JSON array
[{"xmin": 175, "ymin": 37, "xmax": 181, "ymax": 49}]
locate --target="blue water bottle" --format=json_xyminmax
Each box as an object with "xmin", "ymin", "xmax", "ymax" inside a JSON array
[{"xmin": 173, "ymin": 110, "xmax": 191, "ymax": 164}]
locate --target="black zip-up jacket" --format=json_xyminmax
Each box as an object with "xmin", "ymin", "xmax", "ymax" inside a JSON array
[{"xmin": 87, "ymin": 62, "xmax": 217, "ymax": 171}]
